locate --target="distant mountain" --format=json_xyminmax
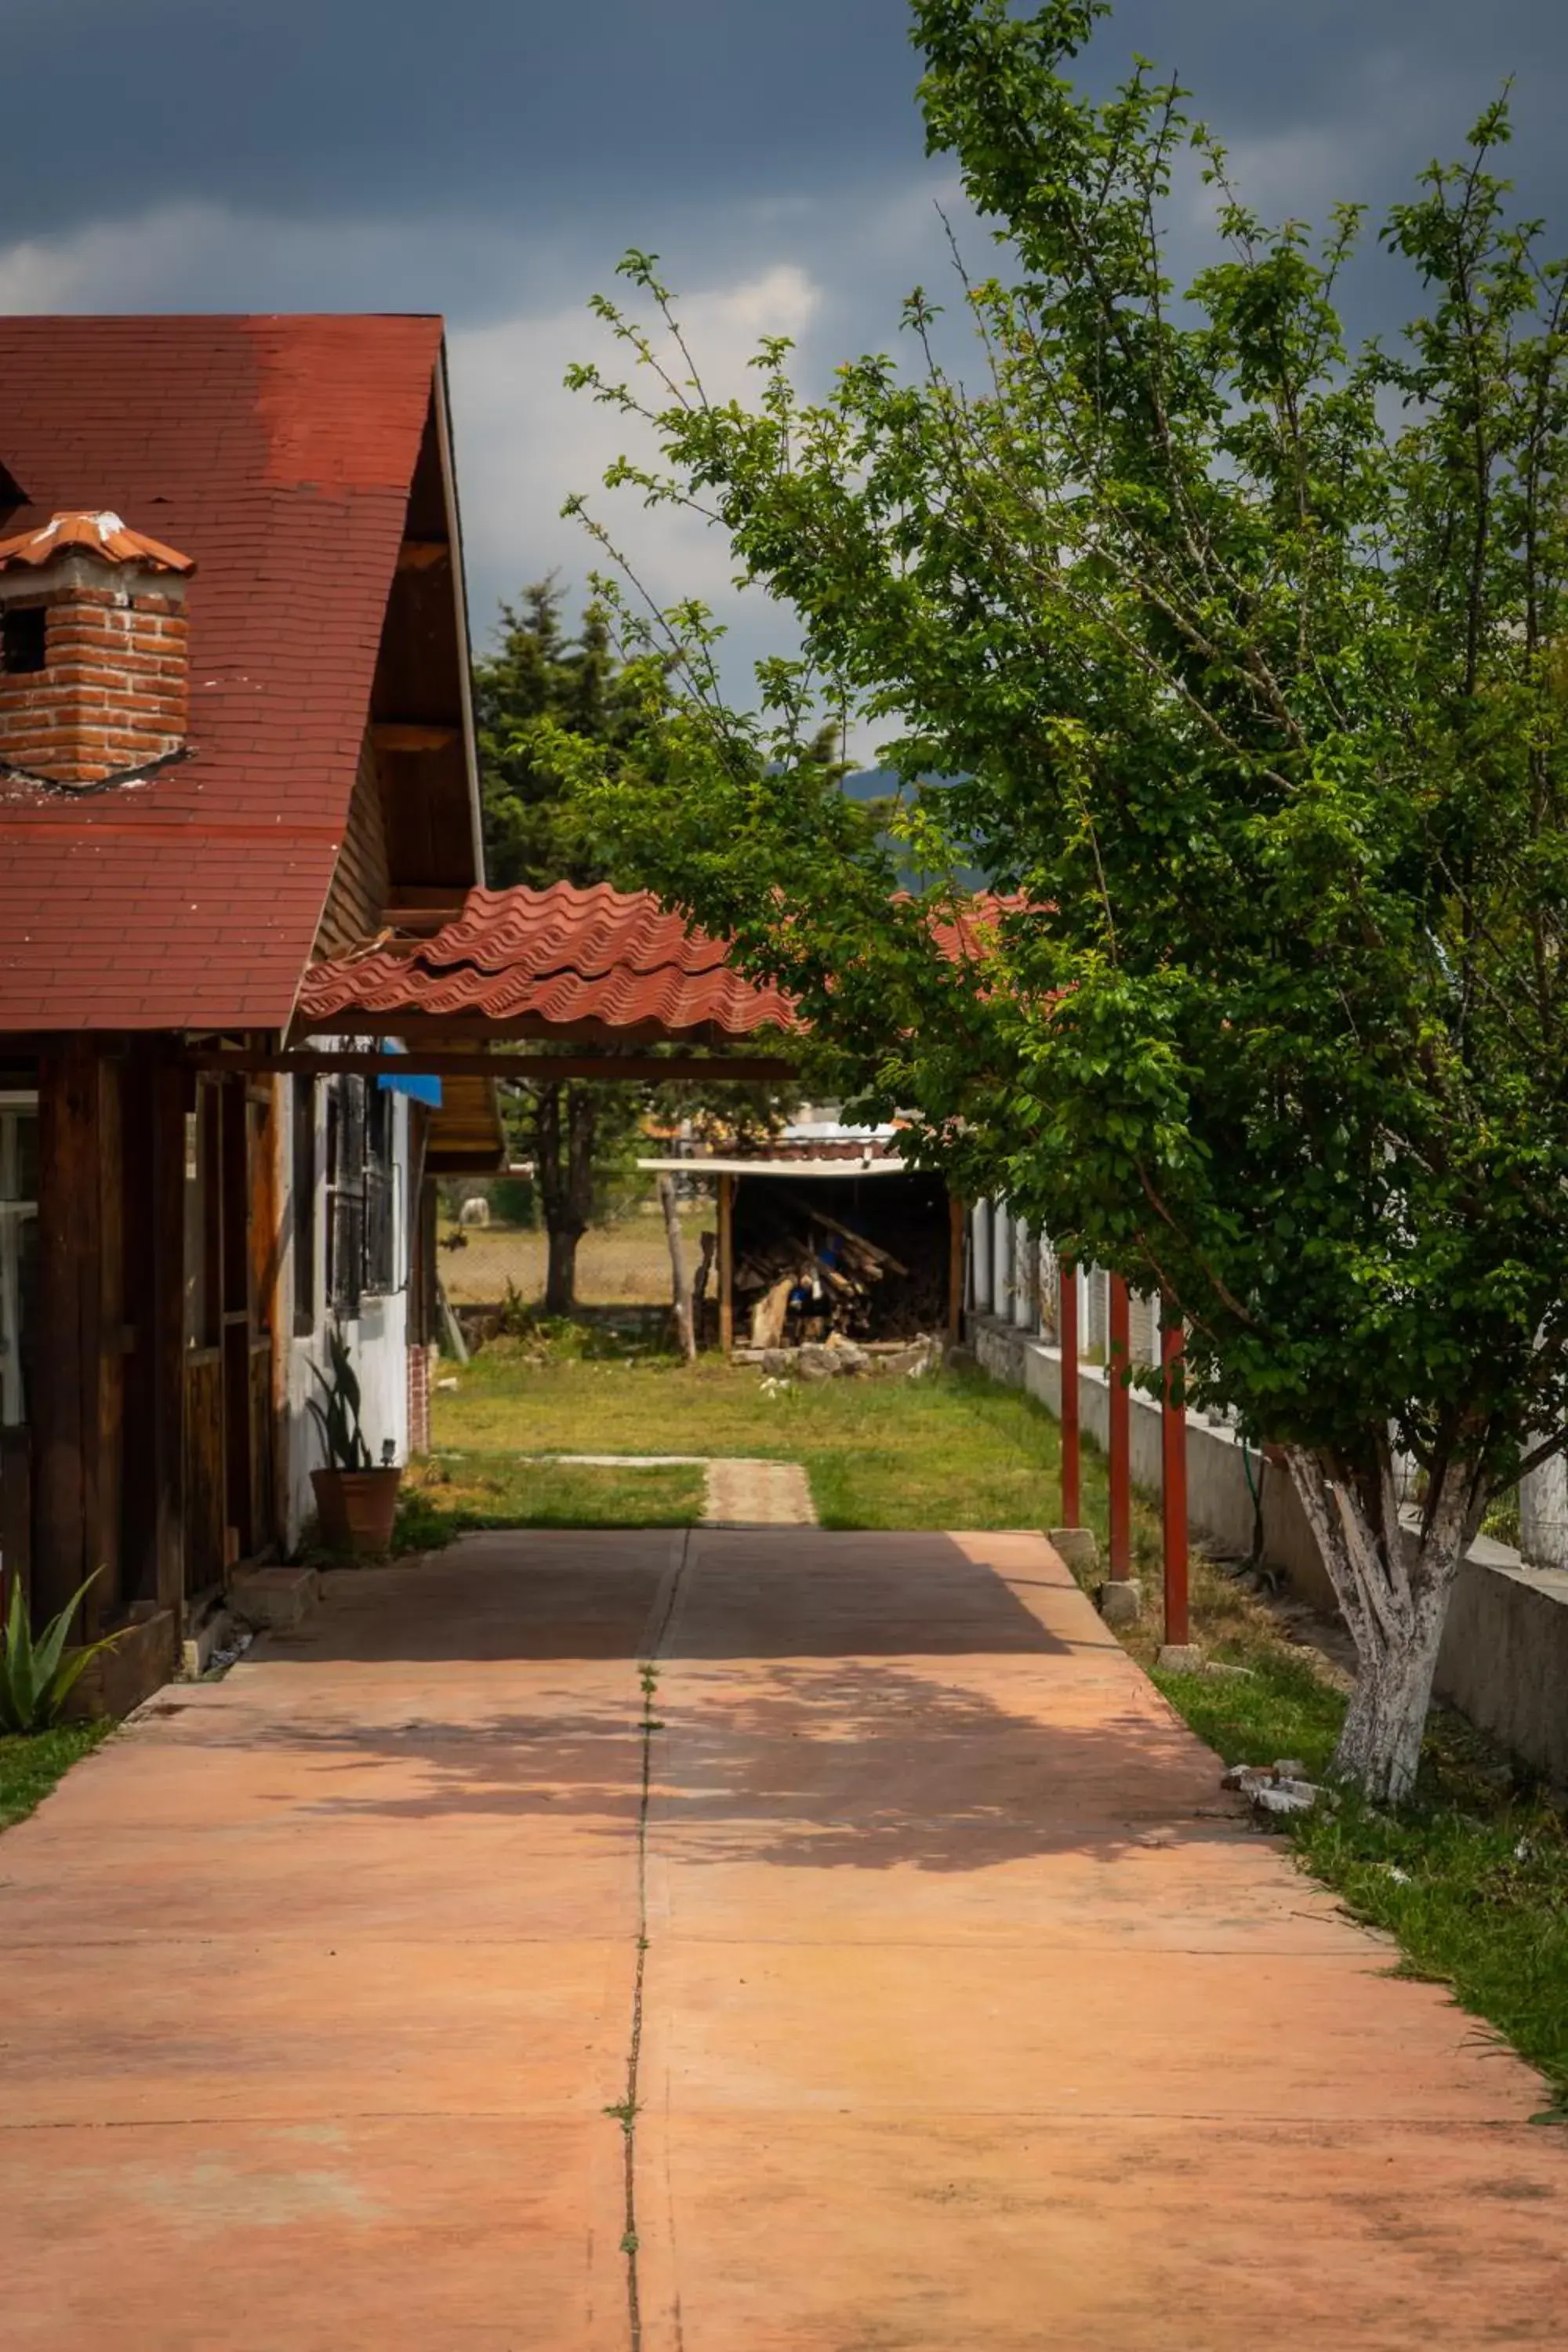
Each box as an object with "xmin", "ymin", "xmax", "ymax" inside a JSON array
[{"xmin": 840, "ymin": 766, "xmax": 904, "ymax": 804}]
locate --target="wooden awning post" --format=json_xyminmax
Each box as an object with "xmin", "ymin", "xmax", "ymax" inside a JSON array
[
  {"xmin": 1058, "ymin": 1257, "xmax": 1081, "ymax": 1527},
  {"xmin": 717, "ymin": 1172, "xmax": 735, "ymax": 1356},
  {"xmin": 1160, "ymin": 1297, "xmax": 1190, "ymax": 1646},
  {"xmin": 1108, "ymin": 1272, "xmax": 1132, "ymax": 1580}
]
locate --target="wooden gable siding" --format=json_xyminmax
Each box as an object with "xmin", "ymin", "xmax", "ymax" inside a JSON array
[{"xmin": 313, "ymin": 730, "xmax": 390, "ymax": 960}]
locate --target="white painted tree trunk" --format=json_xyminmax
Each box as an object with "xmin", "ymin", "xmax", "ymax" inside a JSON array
[{"xmin": 1281, "ymin": 1440, "xmax": 1480, "ymax": 1804}]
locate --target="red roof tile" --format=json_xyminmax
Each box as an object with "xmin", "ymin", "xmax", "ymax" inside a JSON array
[
  {"xmin": 0, "ymin": 315, "xmax": 451, "ymax": 1030},
  {"xmin": 298, "ymin": 881, "xmax": 800, "ymax": 1040},
  {"xmin": 297, "ymin": 880, "xmax": 1013, "ymax": 1044},
  {"xmin": 0, "ymin": 509, "xmax": 194, "ymax": 574}
]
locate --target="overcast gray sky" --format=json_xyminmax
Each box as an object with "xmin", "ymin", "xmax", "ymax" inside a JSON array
[{"xmin": 5, "ymin": 1, "xmax": 1566, "ymax": 707}]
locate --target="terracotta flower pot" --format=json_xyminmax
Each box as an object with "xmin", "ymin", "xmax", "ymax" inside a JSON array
[{"xmin": 310, "ymin": 1465, "xmax": 403, "ymax": 1559}]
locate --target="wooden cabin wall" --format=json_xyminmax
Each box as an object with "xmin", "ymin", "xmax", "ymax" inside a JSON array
[
  {"xmin": 183, "ymin": 1074, "xmax": 227, "ymax": 1597},
  {"xmin": 34, "ymin": 1039, "xmax": 106, "ymax": 1628},
  {"xmin": 119, "ymin": 1047, "xmax": 187, "ymax": 1621},
  {"xmin": 24, "ymin": 1043, "xmax": 286, "ymax": 1702},
  {"xmin": 245, "ymin": 1084, "xmax": 279, "ymax": 1556},
  {"xmin": 96, "ymin": 1054, "xmax": 125, "ymax": 1622},
  {"xmin": 181, "ymin": 1070, "xmax": 280, "ymax": 1599},
  {"xmin": 0, "ymin": 1428, "xmax": 27, "ymax": 1617},
  {"xmin": 313, "ymin": 731, "xmax": 391, "ymax": 959}
]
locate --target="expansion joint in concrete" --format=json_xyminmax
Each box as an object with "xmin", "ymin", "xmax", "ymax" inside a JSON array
[{"xmin": 615, "ymin": 1528, "xmax": 691, "ymax": 2350}]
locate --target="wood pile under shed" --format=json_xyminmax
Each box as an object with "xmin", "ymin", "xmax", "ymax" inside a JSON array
[
  {"xmin": 643, "ymin": 1158, "xmax": 960, "ymax": 1352},
  {"xmin": 735, "ymin": 1185, "xmax": 946, "ymax": 1346}
]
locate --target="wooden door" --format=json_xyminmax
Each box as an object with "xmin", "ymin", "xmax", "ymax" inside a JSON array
[{"xmin": 182, "ymin": 1077, "xmax": 226, "ymax": 1599}]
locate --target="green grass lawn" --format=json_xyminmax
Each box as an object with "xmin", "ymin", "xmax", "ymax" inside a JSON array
[
  {"xmin": 1138, "ymin": 1566, "xmax": 1568, "ymax": 2114},
  {"xmin": 0, "ymin": 1722, "xmax": 111, "ymax": 1835},
  {"xmin": 430, "ymin": 1342, "xmax": 1071, "ymax": 1531},
  {"xmin": 397, "ymin": 1453, "xmax": 702, "ymax": 1546}
]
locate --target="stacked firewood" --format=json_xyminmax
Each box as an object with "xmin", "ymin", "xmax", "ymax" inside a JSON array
[{"xmin": 734, "ymin": 1195, "xmax": 936, "ymax": 1345}]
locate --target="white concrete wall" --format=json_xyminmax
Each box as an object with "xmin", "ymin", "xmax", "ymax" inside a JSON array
[
  {"xmin": 970, "ymin": 1201, "xmax": 993, "ymax": 1313},
  {"xmin": 276, "ymin": 1073, "xmax": 413, "ymax": 1552},
  {"xmin": 1011, "ymin": 1216, "xmax": 1036, "ymax": 1329},
  {"xmin": 1439, "ymin": 1542, "xmax": 1568, "ymax": 1786},
  {"xmin": 1128, "ymin": 1288, "xmax": 1157, "ymax": 1368},
  {"xmin": 971, "ymin": 1307, "xmax": 1568, "ymax": 1790},
  {"xmin": 1519, "ymin": 1447, "xmax": 1568, "ymax": 1570},
  {"xmin": 1086, "ymin": 1265, "xmax": 1109, "ymax": 1360},
  {"xmin": 992, "ymin": 1207, "xmax": 1013, "ymax": 1323}
]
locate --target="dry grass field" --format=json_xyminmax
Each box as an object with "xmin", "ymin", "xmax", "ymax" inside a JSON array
[{"xmin": 437, "ymin": 1210, "xmax": 709, "ymax": 1307}]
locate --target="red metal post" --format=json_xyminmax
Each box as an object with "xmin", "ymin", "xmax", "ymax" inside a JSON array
[
  {"xmin": 1108, "ymin": 1273, "xmax": 1131, "ymax": 1579},
  {"xmin": 1058, "ymin": 1257, "xmax": 1081, "ymax": 1526},
  {"xmin": 1160, "ymin": 1298, "xmax": 1190, "ymax": 1645}
]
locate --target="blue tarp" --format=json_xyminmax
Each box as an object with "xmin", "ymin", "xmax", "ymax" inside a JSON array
[{"xmin": 375, "ymin": 1040, "xmax": 442, "ymax": 1107}]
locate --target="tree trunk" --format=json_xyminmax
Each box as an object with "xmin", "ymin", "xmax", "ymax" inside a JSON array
[
  {"xmin": 659, "ymin": 1176, "xmax": 696, "ymax": 1362},
  {"xmin": 544, "ymin": 1227, "xmax": 580, "ymax": 1317},
  {"xmin": 531, "ymin": 1080, "xmax": 597, "ymax": 1318},
  {"xmin": 1282, "ymin": 1438, "xmax": 1481, "ymax": 1803}
]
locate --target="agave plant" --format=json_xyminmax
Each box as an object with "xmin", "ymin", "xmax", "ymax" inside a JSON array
[
  {"xmin": 307, "ymin": 1319, "xmax": 373, "ymax": 1472},
  {"xmin": 0, "ymin": 1568, "xmax": 122, "ymax": 1735}
]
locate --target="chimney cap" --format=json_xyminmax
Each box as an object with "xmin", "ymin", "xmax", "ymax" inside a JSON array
[{"xmin": 0, "ymin": 509, "xmax": 194, "ymax": 577}]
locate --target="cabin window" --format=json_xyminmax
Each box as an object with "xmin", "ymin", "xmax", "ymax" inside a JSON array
[
  {"xmin": 324, "ymin": 1073, "xmax": 401, "ymax": 1316},
  {"xmin": 364, "ymin": 1083, "xmax": 397, "ymax": 1296},
  {"xmin": 325, "ymin": 1076, "xmax": 366, "ymax": 1319},
  {"xmin": 0, "ymin": 1098, "xmax": 38, "ymax": 1427},
  {"xmin": 1, "ymin": 605, "xmax": 46, "ymax": 675}
]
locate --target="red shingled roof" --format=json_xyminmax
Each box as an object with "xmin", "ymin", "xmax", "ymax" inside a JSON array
[
  {"xmin": 297, "ymin": 880, "xmax": 1016, "ymax": 1044},
  {"xmin": 0, "ymin": 315, "xmax": 450, "ymax": 1030},
  {"xmin": 298, "ymin": 881, "xmax": 801, "ymax": 1040}
]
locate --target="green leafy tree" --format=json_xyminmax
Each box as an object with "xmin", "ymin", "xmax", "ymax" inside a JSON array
[
  {"xmin": 476, "ymin": 585, "xmax": 801, "ymax": 1312},
  {"xmin": 474, "ymin": 584, "xmax": 652, "ymax": 1310},
  {"xmin": 554, "ymin": 0, "xmax": 1568, "ymax": 1798},
  {"xmin": 477, "ymin": 581, "xmax": 648, "ymax": 892}
]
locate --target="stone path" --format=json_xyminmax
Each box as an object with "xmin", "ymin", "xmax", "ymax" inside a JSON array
[
  {"xmin": 1, "ymin": 1528, "xmax": 1563, "ymax": 2349},
  {"xmin": 700, "ymin": 1455, "xmax": 816, "ymax": 1526}
]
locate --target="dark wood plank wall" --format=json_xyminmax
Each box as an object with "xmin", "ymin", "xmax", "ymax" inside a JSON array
[
  {"xmin": 179, "ymin": 1070, "xmax": 282, "ymax": 1595},
  {"xmin": 220, "ymin": 1076, "xmax": 252, "ymax": 1564},
  {"xmin": 182, "ymin": 1352, "xmax": 225, "ymax": 1599},
  {"xmin": 246, "ymin": 1087, "xmax": 279, "ymax": 1553},
  {"xmin": 148, "ymin": 1060, "xmax": 190, "ymax": 1616},
  {"xmin": 33, "ymin": 1040, "xmax": 104, "ymax": 1625},
  {"xmin": 0, "ymin": 1428, "xmax": 30, "ymax": 1617},
  {"xmin": 95, "ymin": 1057, "xmax": 125, "ymax": 1623},
  {"xmin": 312, "ymin": 729, "xmax": 391, "ymax": 960}
]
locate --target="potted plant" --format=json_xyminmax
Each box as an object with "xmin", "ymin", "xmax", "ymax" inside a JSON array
[{"xmin": 308, "ymin": 1321, "xmax": 401, "ymax": 1559}]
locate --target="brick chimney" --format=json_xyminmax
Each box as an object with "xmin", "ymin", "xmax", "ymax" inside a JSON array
[{"xmin": 0, "ymin": 510, "xmax": 194, "ymax": 788}]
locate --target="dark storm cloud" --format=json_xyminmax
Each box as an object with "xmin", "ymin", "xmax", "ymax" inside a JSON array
[
  {"xmin": 1, "ymin": 0, "xmax": 922, "ymax": 241},
  {"xmin": 8, "ymin": 3, "xmax": 1567, "ymax": 254},
  {"xmin": 6, "ymin": 2, "xmax": 1567, "ymax": 680}
]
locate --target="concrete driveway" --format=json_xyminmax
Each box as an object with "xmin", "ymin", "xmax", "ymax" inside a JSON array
[{"xmin": 1, "ymin": 1527, "xmax": 1563, "ymax": 2349}]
